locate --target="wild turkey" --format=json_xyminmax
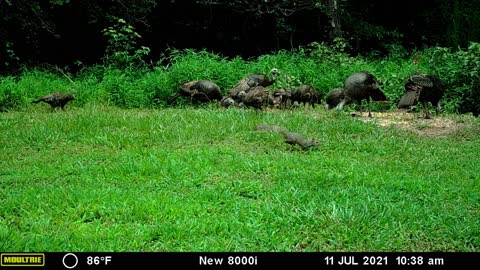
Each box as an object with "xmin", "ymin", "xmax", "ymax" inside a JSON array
[
  {"xmin": 397, "ymin": 74, "xmax": 444, "ymax": 119},
  {"xmin": 268, "ymin": 93, "xmax": 282, "ymax": 108},
  {"xmin": 247, "ymin": 69, "xmax": 279, "ymax": 87},
  {"xmin": 272, "ymin": 88, "xmax": 291, "ymax": 109},
  {"xmin": 325, "ymin": 88, "xmax": 345, "ymax": 109},
  {"xmin": 238, "ymin": 86, "xmax": 270, "ymax": 109},
  {"xmin": 336, "ymin": 71, "xmax": 387, "ymax": 117},
  {"xmin": 226, "ymin": 68, "xmax": 279, "ymax": 99},
  {"xmin": 220, "ymin": 97, "xmax": 236, "ymax": 108},
  {"xmin": 290, "ymin": 85, "xmax": 321, "ymax": 108},
  {"xmin": 167, "ymin": 80, "xmax": 223, "ymax": 105},
  {"xmin": 219, "ymin": 97, "xmax": 248, "ymax": 109},
  {"xmin": 32, "ymin": 90, "xmax": 75, "ymax": 110}
]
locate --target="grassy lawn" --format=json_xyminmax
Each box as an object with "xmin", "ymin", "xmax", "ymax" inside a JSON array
[{"xmin": 0, "ymin": 104, "xmax": 479, "ymax": 251}]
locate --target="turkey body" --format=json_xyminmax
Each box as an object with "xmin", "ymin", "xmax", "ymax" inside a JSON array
[
  {"xmin": 167, "ymin": 80, "xmax": 222, "ymax": 104},
  {"xmin": 337, "ymin": 71, "xmax": 387, "ymax": 117},
  {"xmin": 224, "ymin": 68, "xmax": 279, "ymax": 101},
  {"xmin": 270, "ymin": 88, "xmax": 291, "ymax": 108},
  {"xmin": 247, "ymin": 72, "xmax": 278, "ymax": 87},
  {"xmin": 397, "ymin": 74, "xmax": 444, "ymax": 119},
  {"xmin": 290, "ymin": 85, "xmax": 321, "ymax": 108},
  {"xmin": 239, "ymin": 86, "xmax": 270, "ymax": 109},
  {"xmin": 32, "ymin": 91, "xmax": 75, "ymax": 110},
  {"xmin": 326, "ymin": 88, "xmax": 345, "ymax": 109}
]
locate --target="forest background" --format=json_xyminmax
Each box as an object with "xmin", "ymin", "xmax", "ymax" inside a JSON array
[{"xmin": 0, "ymin": 0, "xmax": 479, "ymax": 114}]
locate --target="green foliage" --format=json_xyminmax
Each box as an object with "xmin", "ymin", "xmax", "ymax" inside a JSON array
[
  {"xmin": 101, "ymin": 69, "xmax": 157, "ymax": 108},
  {"xmin": 1, "ymin": 43, "xmax": 479, "ymax": 115},
  {"xmin": 420, "ymin": 42, "xmax": 480, "ymax": 116},
  {"xmin": 0, "ymin": 69, "xmax": 73, "ymax": 111},
  {"xmin": 439, "ymin": 0, "xmax": 480, "ymax": 48},
  {"xmin": 342, "ymin": 15, "xmax": 404, "ymax": 53},
  {"xmin": 0, "ymin": 76, "xmax": 23, "ymax": 112},
  {"xmin": 3, "ymin": 42, "xmax": 20, "ymax": 69},
  {"xmin": 48, "ymin": 0, "xmax": 70, "ymax": 5},
  {"xmin": 160, "ymin": 49, "xmax": 245, "ymax": 90},
  {"xmin": 102, "ymin": 18, "xmax": 151, "ymax": 70},
  {"xmin": 348, "ymin": 19, "xmax": 403, "ymax": 42},
  {"xmin": 457, "ymin": 43, "xmax": 480, "ymax": 116},
  {"xmin": 1, "ymin": 0, "xmax": 479, "ymax": 75}
]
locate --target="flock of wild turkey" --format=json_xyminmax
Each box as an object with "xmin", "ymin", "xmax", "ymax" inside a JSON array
[{"xmin": 32, "ymin": 69, "xmax": 445, "ymax": 119}]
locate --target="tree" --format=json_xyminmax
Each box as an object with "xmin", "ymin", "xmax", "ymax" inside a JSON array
[
  {"xmin": 325, "ymin": 0, "xmax": 342, "ymax": 39},
  {"xmin": 0, "ymin": 0, "xmax": 157, "ymax": 72}
]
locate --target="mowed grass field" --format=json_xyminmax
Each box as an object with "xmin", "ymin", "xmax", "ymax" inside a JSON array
[{"xmin": 0, "ymin": 104, "xmax": 479, "ymax": 251}]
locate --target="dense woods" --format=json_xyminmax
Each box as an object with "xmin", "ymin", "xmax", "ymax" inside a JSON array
[{"xmin": 1, "ymin": 0, "xmax": 479, "ymax": 69}]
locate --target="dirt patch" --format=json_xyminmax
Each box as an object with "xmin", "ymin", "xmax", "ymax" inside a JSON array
[{"xmin": 357, "ymin": 111, "xmax": 466, "ymax": 137}]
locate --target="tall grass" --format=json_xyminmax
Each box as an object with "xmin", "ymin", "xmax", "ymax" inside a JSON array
[{"xmin": 1, "ymin": 43, "xmax": 479, "ymax": 115}]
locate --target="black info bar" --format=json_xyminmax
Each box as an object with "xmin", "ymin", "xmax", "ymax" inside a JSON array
[{"xmin": 0, "ymin": 252, "xmax": 478, "ymax": 269}]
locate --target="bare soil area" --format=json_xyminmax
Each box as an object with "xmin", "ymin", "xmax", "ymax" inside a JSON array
[{"xmin": 356, "ymin": 111, "xmax": 467, "ymax": 137}]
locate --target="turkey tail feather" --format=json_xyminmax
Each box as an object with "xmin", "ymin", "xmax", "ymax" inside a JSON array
[
  {"xmin": 410, "ymin": 75, "xmax": 434, "ymax": 87},
  {"xmin": 397, "ymin": 91, "xmax": 418, "ymax": 108}
]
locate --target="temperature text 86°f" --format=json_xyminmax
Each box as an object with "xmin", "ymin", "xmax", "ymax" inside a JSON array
[{"xmin": 87, "ymin": 256, "xmax": 112, "ymax": 266}]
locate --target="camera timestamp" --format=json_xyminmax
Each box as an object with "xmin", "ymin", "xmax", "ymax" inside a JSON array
[{"xmin": 324, "ymin": 254, "xmax": 445, "ymax": 267}]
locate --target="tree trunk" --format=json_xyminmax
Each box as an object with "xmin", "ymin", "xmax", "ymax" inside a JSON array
[{"xmin": 327, "ymin": 0, "xmax": 342, "ymax": 39}]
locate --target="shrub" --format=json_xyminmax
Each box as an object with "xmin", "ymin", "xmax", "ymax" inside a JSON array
[
  {"xmin": 421, "ymin": 42, "xmax": 480, "ymax": 115},
  {"xmin": 0, "ymin": 43, "xmax": 479, "ymax": 115},
  {"xmin": 102, "ymin": 17, "xmax": 151, "ymax": 71}
]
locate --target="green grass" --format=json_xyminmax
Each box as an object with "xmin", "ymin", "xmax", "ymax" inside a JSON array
[{"xmin": 1, "ymin": 104, "xmax": 479, "ymax": 251}]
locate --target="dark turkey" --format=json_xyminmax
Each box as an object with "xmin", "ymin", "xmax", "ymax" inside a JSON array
[
  {"xmin": 325, "ymin": 88, "xmax": 345, "ymax": 109},
  {"xmin": 290, "ymin": 85, "xmax": 321, "ymax": 108},
  {"xmin": 337, "ymin": 71, "xmax": 387, "ymax": 117},
  {"xmin": 271, "ymin": 88, "xmax": 291, "ymax": 109},
  {"xmin": 226, "ymin": 68, "xmax": 279, "ymax": 99},
  {"xmin": 32, "ymin": 90, "xmax": 75, "ymax": 110},
  {"xmin": 220, "ymin": 97, "xmax": 236, "ymax": 108},
  {"xmin": 397, "ymin": 74, "xmax": 444, "ymax": 119},
  {"xmin": 167, "ymin": 80, "xmax": 222, "ymax": 105},
  {"xmin": 238, "ymin": 86, "xmax": 270, "ymax": 110},
  {"xmin": 268, "ymin": 93, "xmax": 282, "ymax": 108},
  {"xmin": 247, "ymin": 68, "xmax": 280, "ymax": 87}
]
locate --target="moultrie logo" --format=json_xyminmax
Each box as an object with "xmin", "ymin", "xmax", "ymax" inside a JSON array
[{"xmin": 1, "ymin": 253, "xmax": 45, "ymax": 267}]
